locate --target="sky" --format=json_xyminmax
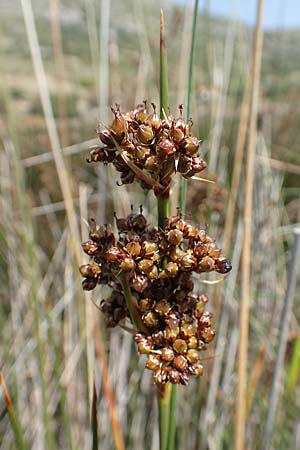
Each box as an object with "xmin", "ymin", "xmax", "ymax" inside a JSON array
[{"xmin": 174, "ymin": 0, "xmax": 300, "ymax": 29}]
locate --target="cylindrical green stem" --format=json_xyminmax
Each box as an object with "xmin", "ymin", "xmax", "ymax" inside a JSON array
[
  {"xmin": 179, "ymin": 0, "xmax": 199, "ymax": 215},
  {"xmin": 158, "ymin": 383, "xmax": 172, "ymax": 450}
]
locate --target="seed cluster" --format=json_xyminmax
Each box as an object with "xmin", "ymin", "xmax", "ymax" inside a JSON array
[
  {"xmin": 80, "ymin": 208, "xmax": 232, "ymax": 384},
  {"xmin": 87, "ymin": 102, "xmax": 206, "ymax": 196}
]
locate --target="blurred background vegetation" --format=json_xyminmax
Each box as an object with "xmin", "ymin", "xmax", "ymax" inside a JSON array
[{"xmin": 0, "ymin": 0, "xmax": 299, "ymax": 449}]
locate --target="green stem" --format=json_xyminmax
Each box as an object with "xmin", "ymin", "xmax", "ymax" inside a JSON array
[
  {"xmin": 167, "ymin": 384, "xmax": 177, "ymax": 450},
  {"xmin": 179, "ymin": 0, "xmax": 199, "ymax": 215},
  {"xmin": 158, "ymin": 383, "xmax": 172, "ymax": 450},
  {"xmin": 160, "ymin": 9, "xmax": 169, "ymax": 119}
]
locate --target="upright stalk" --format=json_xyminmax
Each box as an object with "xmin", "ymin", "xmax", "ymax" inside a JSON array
[
  {"xmin": 157, "ymin": 11, "xmax": 176, "ymax": 450},
  {"xmin": 179, "ymin": 0, "xmax": 199, "ymax": 215}
]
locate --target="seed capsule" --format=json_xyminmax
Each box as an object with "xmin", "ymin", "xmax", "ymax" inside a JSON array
[
  {"xmin": 120, "ymin": 257, "xmax": 135, "ymax": 271},
  {"xmin": 138, "ymin": 259, "xmax": 154, "ymax": 274},
  {"xmin": 180, "ymin": 323, "xmax": 196, "ymax": 338},
  {"xmin": 104, "ymin": 247, "xmax": 123, "ymax": 263},
  {"xmin": 192, "ymin": 362, "xmax": 204, "ymax": 377},
  {"xmin": 179, "ymin": 253, "xmax": 197, "ymax": 271},
  {"xmin": 99, "ymin": 129, "xmax": 115, "ymax": 147},
  {"xmin": 132, "ymin": 275, "xmax": 148, "ymax": 292},
  {"xmin": 142, "ymin": 311, "xmax": 158, "ymax": 328},
  {"xmin": 188, "ymin": 336, "xmax": 198, "ymax": 349},
  {"xmin": 146, "ymin": 106, "xmax": 161, "ymax": 131},
  {"xmin": 140, "ymin": 241, "xmax": 158, "ymax": 258},
  {"xmin": 215, "ymin": 257, "xmax": 232, "ymax": 274},
  {"xmin": 167, "ymin": 229, "xmax": 183, "ymax": 245},
  {"xmin": 125, "ymin": 241, "xmax": 141, "ymax": 257},
  {"xmin": 161, "ymin": 347, "xmax": 175, "ymax": 362},
  {"xmin": 193, "ymin": 242, "xmax": 208, "ymax": 258},
  {"xmin": 136, "ymin": 125, "xmax": 154, "ymax": 145},
  {"xmin": 79, "ymin": 262, "xmax": 101, "ymax": 278},
  {"xmin": 181, "ymin": 136, "xmax": 199, "ymax": 155},
  {"xmin": 173, "ymin": 355, "xmax": 188, "ymax": 372},
  {"xmin": 164, "ymin": 327, "xmax": 179, "ymax": 342},
  {"xmin": 153, "ymin": 368, "xmax": 168, "ymax": 384},
  {"xmin": 81, "ymin": 240, "xmax": 100, "ymax": 256},
  {"xmin": 132, "ymin": 211, "xmax": 147, "ymax": 232},
  {"xmin": 151, "ymin": 331, "xmax": 165, "ymax": 346},
  {"xmin": 148, "ymin": 266, "xmax": 159, "ymax": 280},
  {"xmin": 199, "ymin": 327, "xmax": 215, "ymax": 343},
  {"xmin": 197, "ymin": 256, "xmax": 215, "ymax": 272},
  {"xmin": 82, "ymin": 278, "xmax": 98, "ymax": 291},
  {"xmin": 199, "ymin": 311, "xmax": 212, "ymax": 328},
  {"xmin": 157, "ymin": 139, "xmax": 176, "ymax": 157},
  {"xmin": 165, "ymin": 262, "xmax": 178, "ymax": 278},
  {"xmin": 138, "ymin": 340, "xmax": 152, "ymax": 354},
  {"xmin": 186, "ymin": 349, "xmax": 200, "ymax": 364},
  {"xmin": 155, "ymin": 300, "xmax": 171, "ymax": 316},
  {"xmin": 168, "ymin": 368, "xmax": 181, "ymax": 384},
  {"xmin": 173, "ymin": 339, "xmax": 188, "ymax": 354},
  {"xmin": 146, "ymin": 354, "xmax": 161, "ymax": 370}
]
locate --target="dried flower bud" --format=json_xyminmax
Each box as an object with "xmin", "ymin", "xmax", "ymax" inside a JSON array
[
  {"xmin": 168, "ymin": 368, "xmax": 181, "ymax": 384},
  {"xmin": 194, "ymin": 242, "xmax": 208, "ymax": 258},
  {"xmin": 146, "ymin": 354, "xmax": 161, "ymax": 370},
  {"xmin": 199, "ymin": 327, "xmax": 215, "ymax": 343},
  {"xmin": 151, "ymin": 331, "xmax": 165, "ymax": 346},
  {"xmin": 79, "ymin": 262, "xmax": 101, "ymax": 278},
  {"xmin": 125, "ymin": 241, "xmax": 141, "ymax": 257},
  {"xmin": 81, "ymin": 240, "xmax": 101, "ymax": 256},
  {"xmin": 192, "ymin": 362, "xmax": 204, "ymax": 377},
  {"xmin": 199, "ymin": 311, "xmax": 212, "ymax": 328},
  {"xmin": 148, "ymin": 266, "xmax": 159, "ymax": 280},
  {"xmin": 215, "ymin": 257, "xmax": 232, "ymax": 274},
  {"xmin": 165, "ymin": 262, "xmax": 178, "ymax": 278},
  {"xmin": 138, "ymin": 340, "xmax": 152, "ymax": 354},
  {"xmin": 105, "ymin": 247, "xmax": 123, "ymax": 263},
  {"xmin": 153, "ymin": 368, "xmax": 168, "ymax": 384},
  {"xmin": 188, "ymin": 336, "xmax": 198, "ymax": 349},
  {"xmin": 99, "ymin": 129, "xmax": 115, "ymax": 147},
  {"xmin": 173, "ymin": 355, "xmax": 188, "ymax": 372},
  {"xmin": 161, "ymin": 347, "xmax": 175, "ymax": 362},
  {"xmin": 132, "ymin": 274, "xmax": 148, "ymax": 292},
  {"xmin": 140, "ymin": 241, "xmax": 158, "ymax": 258}
]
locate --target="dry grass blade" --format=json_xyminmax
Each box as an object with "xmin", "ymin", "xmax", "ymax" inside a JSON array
[{"xmin": 235, "ymin": 1, "xmax": 264, "ymax": 450}]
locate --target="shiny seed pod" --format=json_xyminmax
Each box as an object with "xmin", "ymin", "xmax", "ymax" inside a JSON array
[
  {"xmin": 192, "ymin": 361, "xmax": 204, "ymax": 377},
  {"xmin": 148, "ymin": 266, "xmax": 159, "ymax": 280},
  {"xmin": 151, "ymin": 331, "xmax": 165, "ymax": 346},
  {"xmin": 166, "ymin": 312, "xmax": 180, "ymax": 329},
  {"xmin": 136, "ymin": 125, "xmax": 154, "ymax": 145},
  {"xmin": 138, "ymin": 259, "xmax": 154, "ymax": 274},
  {"xmin": 104, "ymin": 247, "xmax": 123, "ymax": 263},
  {"xmin": 199, "ymin": 327, "xmax": 215, "ymax": 343},
  {"xmin": 197, "ymin": 256, "xmax": 215, "ymax": 272},
  {"xmin": 142, "ymin": 311, "xmax": 158, "ymax": 328},
  {"xmin": 140, "ymin": 241, "xmax": 158, "ymax": 258},
  {"xmin": 164, "ymin": 262, "xmax": 178, "ymax": 278},
  {"xmin": 157, "ymin": 139, "xmax": 176, "ymax": 157},
  {"xmin": 89, "ymin": 146, "xmax": 109, "ymax": 163},
  {"xmin": 120, "ymin": 257, "xmax": 135, "ymax": 271},
  {"xmin": 138, "ymin": 340, "xmax": 152, "ymax": 354},
  {"xmin": 138, "ymin": 298, "xmax": 154, "ymax": 312},
  {"xmin": 181, "ymin": 136, "xmax": 199, "ymax": 155},
  {"xmin": 111, "ymin": 114, "xmax": 127, "ymax": 138},
  {"xmin": 132, "ymin": 274, "xmax": 148, "ymax": 292},
  {"xmin": 173, "ymin": 355, "xmax": 188, "ymax": 372},
  {"xmin": 168, "ymin": 246, "xmax": 184, "ymax": 262},
  {"xmin": 135, "ymin": 146, "xmax": 150, "ymax": 161},
  {"xmin": 155, "ymin": 300, "xmax": 171, "ymax": 316},
  {"xmin": 173, "ymin": 339, "xmax": 188, "ymax": 354},
  {"xmin": 79, "ymin": 262, "xmax": 101, "ymax": 278},
  {"xmin": 132, "ymin": 212, "xmax": 147, "ymax": 232},
  {"xmin": 161, "ymin": 347, "xmax": 175, "ymax": 362},
  {"xmin": 99, "ymin": 129, "xmax": 115, "ymax": 147},
  {"xmin": 195, "ymin": 301, "xmax": 205, "ymax": 318},
  {"xmin": 199, "ymin": 311, "xmax": 212, "ymax": 328},
  {"xmin": 180, "ymin": 323, "xmax": 196, "ymax": 339},
  {"xmin": 164, "ymin": 327, "xmax": 180, "ymax": 342},
  {"xmin": 168, "ymin": 368, "xmax": 181, "ymax": 384},
  {"xmin": 193, "ymin": 242, "xmax": 208, "ymax": 258},
  {"xmin": 190, "ymin": 157, "xmax": 207, "ymax": 173},
  {"xmin": 208, "ymin": 244, "xmax": 222, "ymax": 259},
  {"xmin": 167, "ymin": 229, "xmax": 183, "ymax": 245},
  {"xmin": 169, "ymin": 124, "xmax": 185, "ymax": 144},
  {"xmin": 146, "ymin": 108, "xmax": 161, "ymax": 131},
  {"xmin": 153, "ymin": 368, "xmax": 168, "ymax": 384},
  {"xmin": 188, "ymin": 336, "xmax": 198, "ymax": 349},
  {"xmin": 82, "ymin": 278, "xmax": 98, "ymax": 291},
  {"xmin": 215, "ymin": 257, "xmax": 232, "ymax": 274},
  {"xmin": 178, "ymin": 253, "xmax": 197, "ymax": 271},
  {"xmin": 186, "ymin": 349, "xmax": 200, "ymax": 364},
  {"xmin": 144, "ymin": 155, "xmax": 160, "ymax": 173},
  {"xmin": 115, "ymin": 216, "xmax": 128, "ymax": 232},
  {"xmin": 134, "ymin": 104, "xmax": 148, "ymax": 123},
  {"xmin": 146, "ymin": 354, "xmax": 161, "ymax": 370},
  {"xmin": 177, "ymin": 155, "xmax": 192, "ymax": 174},
  {"xmin": 81, "ymin": 240, "xmax": 100, "ymax": 256},
  {"xmin": 125, "ymin": 241, "xmax": 141, "ymax": 257}
]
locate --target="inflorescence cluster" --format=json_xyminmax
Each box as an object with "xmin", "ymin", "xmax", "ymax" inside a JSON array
[
  {"xmin": 80, "ymin": 208, "xmax": 231, "ymax": 385},
  {"xmin": 87, "ymin": 102, "xmax": 206, "ymax": 197}
]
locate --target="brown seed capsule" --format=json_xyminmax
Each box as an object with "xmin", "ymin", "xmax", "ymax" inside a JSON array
[
  {"xmin": 190, "ymin": 157, "xmax": 207, "ymax": 173},
  {"xmin": 208, "ymin": 244, "xmax": 222, "ymax": 259},
  {"xmin": 146, "ymin": 108, "xmax": 161, "ymax": 131},
  {"xmin": 181, "ymin": 136, "xmax": 199, "ymax": 155},
  {"xmin": 125, "ymin": 241, "xmax": 141, "ymax": 257},
  {"xmin": 166, "ymin": 312, "xmax": 180, "ymax": 329},
  {"xmin": 180, "ymin": 323, "xmax": 196, "ymax": 339},
  {"xmin": 136, "ymin": 125, "xmax": 155, "ymax": 145},
  {"xmin": 199, "ymin": 327, "xmax": 215, "ymax": 343},
  {"xmin": 138, "ymin": 340, "xmax": 152, "ymax": 354},
  {"xmin": 99, "ymin": 129, "xmax": 115, "ymax": 147},
  {"xmin": 161, "ymin": 347, "xmax": 175, "ymax": 362},
  {"xmin": 111, "ymin": 114, "xmax": 127, "ymax": 139},
  {"xmin": 157, "ymin": 139, "xmax": 176, "ymax": 157},
  {"xmin": 153, "ymin": 368, "xmax": 168, "ymax": 384},
  {"xmin": 195, "ymin": 301, "xmax": 205, "ymax": 318},
  {"xmin": 164, "ymin": 327, "xmax": 179, "ymax": 342},
  {"xmin": 173, "ymin": 355, "xmax": 188, "ymax": 372},
  {"xmin": 148, "ymin": 266, "xmax": 159, "ymax": 280},
  {"xmin": 168, "ymin": 368, "xmax": 181, "ymax": 384},
  {"xmin": 104, "ymin": 247, "xmax": 123, "ymax": 263},
  {"xmin": 188, "ymin": 336, "xmax": 198, "ymax": 349},
  {"xmin": 199, "ymin": 311, "xmax": 212, "ymax": 328},
  {"xmin": 132, "ymin": 275, "xmax": 148, "ymax": 292},
  {"xmin": 140, "ymin": 241, "xmax": 158, "ymax": 258},
  {"xmin": 155, "ymin": 300, "xmax": 171, "ymax": 316},
  {"xmin": 179, "ymin": 253, "xmax": 197, "ymax": 271},
  {"xmin": 165, "ymin": 262, "xmax": 179, "ymax": 278},
  {"xmin": 79, "ymin": 262, "xmax": 101, "ymax": 278},
  {"xmin": 138, "ymin": 298, "xmax": 154, "ymax": 312},
  {"xmin": 194, "ymin": 242, "xmax": 208, "ymax": 258},
  {"xmin": 132, "ymin": 212, "xmax": 147, "ymax": 232},
  {"xmin": 169, "ymin": 123, "xmax": 185, "ymax": 144},
  {"xmin": 186, "ymin": 349, "xmax": 200, "ymax": 364},
  {"xmin": 168, "ymin": 246, "xmax": 185, "ymax": 262},
  {"xmin": 151, "ymin": 331, "xmax": 165, "ymax": 346},
  {"xmin": 138, "ymin": 259, "xmax": 154, "ymax": 274},
  {"xmin": 82, "ymin": 278, "xmax": 98, "ymax": 291},
  {"xmin": 145, "ymin": 155, "xmax": 160, "ymax": 173},
  {"xmin": 146, "ymin": 354, "xmax": 161, "ymax": 370},
  {"xmin": 197, "ymin": 256, "xmax": 215, "ymax": 272},
  {"xmin": 120, "ymin": 257, "xmax": 135, "ymax": 271},
  {"xmin": 143, "ymin": 311, "xmax": 158, "ymax": 328},
  {"xmin": 192, "ymin": 361, "xmax": 204, "ymax": 377},
  {"xmin": 81, "ymin": 240, "xmax": 100, "ymax": 256},
  {"xmin": 173, "ymin": 339, "xmax": 188, "ymax": 354},
  {"xmin": 167, "ymin": 229, "xmax": 183, "ymax": 245},
  {"xmin": 215, "ymin": 257, "xmax": 232, "ymax": 274}
]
